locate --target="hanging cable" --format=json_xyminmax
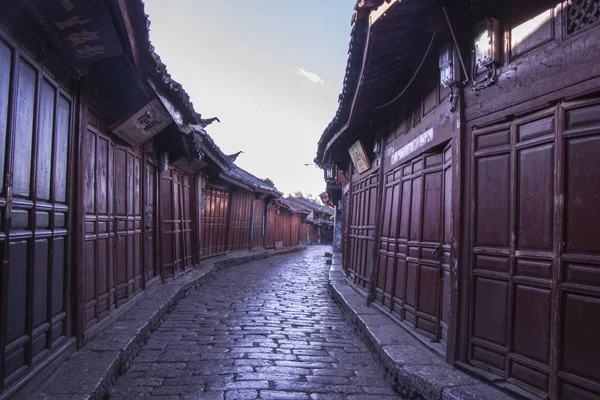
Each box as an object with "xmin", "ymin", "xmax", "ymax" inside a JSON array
[
  {"xmin": 442, "ymin": 6, "xmax": 469, "ymax": 85},
  {"xmin": 373, "ymin": 32, "xmax": 437, "ymax": 111}
]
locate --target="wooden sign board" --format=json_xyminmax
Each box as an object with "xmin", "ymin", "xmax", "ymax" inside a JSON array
[{"xmin": 348, "ymin": 140, "xmax": 371, "ymax": 174}]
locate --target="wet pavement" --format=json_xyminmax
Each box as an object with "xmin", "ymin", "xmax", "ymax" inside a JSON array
[{"xmin": 110, "ymin": 246, "xmax": 401, "ymax": 400}]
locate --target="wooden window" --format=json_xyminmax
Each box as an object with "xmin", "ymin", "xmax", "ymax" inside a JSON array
[{"xmin": 566, "ymin": 0, "xmax": 600, "ymax": 36}]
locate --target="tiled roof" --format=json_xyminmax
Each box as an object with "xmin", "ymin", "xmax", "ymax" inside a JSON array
[
  {"xmin": 286, "ymin": 196, "xmax": 334, "ymax": 216},
  {"xmin": 131, "ymin": 1, "xmax": 279, "ymax": 197},
  {"xmin": 315, "ymin": 14, "xmax": 369, "ymax": 164},
  {"xmin": 277, "ymin": 198, "xmax": 310, "ymax": 214}
]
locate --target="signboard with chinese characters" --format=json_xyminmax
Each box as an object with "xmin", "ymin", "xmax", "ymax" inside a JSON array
[
  {"xmin": 348, "ymin": 140, "xmax": 371, "ymax": 174},
  {"xmin": 111, "ymin": 99, "xmax": 171, "ymax": 146},
  {"xmin": 390, "ymin": 128, "xmax": 434, "ymax": 166}
]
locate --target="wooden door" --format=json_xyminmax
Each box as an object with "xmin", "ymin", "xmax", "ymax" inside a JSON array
[
  {"xmin": 342, "ymin": 191, "xmax": 351, "ymax": 272},
  {"xmin": 375, "ymin": 144, "xmax": 451, "ymax": 346},
  {"xmin": 264, "ymin": 208, "xmax": 276, "ymax": 249},
  {"xmin": 299, "ymin": 222, "xmax": 308, "ymax": 244},
  {"xmin": 348, "ymin": 171, "xmax": 379, "ymax": 291},
  {"xmin": 275, "ymin": 209, "xmax": 284, "ymax": 245},
  {"xmin": 83, "ymin": 109, "xmax": 144, "ymax": 329},
  {"xmin": 113, "ymin": 146, "xmax": 142, "ymax": 306},
  {"xmin": 161, "ymin": 167, "xmax": 195, "ymax": 278},
  {"xmin": 291, "ymin": 214, "xmax": 300, "ymax": 246},
  {"xmin": 0, "ymin": 38, "xmax": 74, "ymax": 390},
  {"xmin": 200, "ymin": 184, "xmax": 229, "ymax": 258},
  {"xmin": 144, "ymin": 145, "xmax": 158, "ymax": 281},
  {"xmin": 228, "ymin": 190, "xmax": 253, "ymax": 251},
  {"xmin": 468, "ymin": 100, "xmax": 600, "ymax": 399},
  {"xmin": 282, "ymin": 211, "xmax": 291, "ymax": 247},
  {"xmin": 250, "ymin": 199, "xmax": 264, "ymax": 249}
]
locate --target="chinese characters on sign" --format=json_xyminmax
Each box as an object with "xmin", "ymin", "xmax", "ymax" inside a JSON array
[{"xmin": 348, "ymin": 140, "xmax": 371, "ymax": 174}]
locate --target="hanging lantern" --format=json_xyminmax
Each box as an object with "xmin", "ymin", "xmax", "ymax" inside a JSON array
[{"xmin": 324, "ymin": 164, "xmax": 338, "ymax": 182}]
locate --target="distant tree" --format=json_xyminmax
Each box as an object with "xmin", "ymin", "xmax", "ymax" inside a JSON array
[
  {"xmin": 292, "ymin": 191, "xmax": 322, "ymax": 205},
  {"xmin": 261, "ymin": 177, "xmax": 275, "ymax": 188}
]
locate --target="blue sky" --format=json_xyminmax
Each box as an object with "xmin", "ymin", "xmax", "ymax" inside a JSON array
[{"xmin": 144, "ymin": 0, "xmax": 356, "ymax": 197}]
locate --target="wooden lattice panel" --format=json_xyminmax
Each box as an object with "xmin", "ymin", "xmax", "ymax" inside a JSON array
[{"xmin": 567, "ymin": 0, "xmax": 600, "ymax": 35}]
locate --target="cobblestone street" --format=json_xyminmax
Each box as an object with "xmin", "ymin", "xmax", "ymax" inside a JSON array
[{"xmin": 110, "ymin": 246, "xmax": 400, "ymax": 400}]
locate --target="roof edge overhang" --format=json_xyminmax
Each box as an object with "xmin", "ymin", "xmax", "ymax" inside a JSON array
[{"xmin": 317, "ymin": 0, "xmax": 437, "ymax": 164}]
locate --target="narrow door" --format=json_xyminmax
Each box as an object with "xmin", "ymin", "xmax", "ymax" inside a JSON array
[
  {"xmin": 113, "ymin": 146, "xmax": 142, "ymax": 306},
  {"xmin": 200, "ymin": 185, "xmax": 229, "ymax": 258},
  {"xmin": 144, "ymin": 145, "xmax": 157, "ymax": 281},
  {"xmin": 375, "ymin": 144, "xmax": 451, "ymax": 349},
  {"xmin": 349, "ymin": 171, "xmax": 379, "ymax": 291},
  {"xmin": 161, "ymin": 167, "xmax": 194, "ymax": 278}
]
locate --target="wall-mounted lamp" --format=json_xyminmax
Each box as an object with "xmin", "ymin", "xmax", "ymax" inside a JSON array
[
  {"xmin": 373, "ymin": 139, "xmax": 381, "ymax": 157},
  {"xmin": 324, "ymin": 164, "xmax": 338, "ymax": 182},
  {"xmin": 474, "ymin": 18, "xmax": 500, "ymax": 69},
  {"xmin": 159, "ymin": 151, "xmax": 169, "ymax": 172}
]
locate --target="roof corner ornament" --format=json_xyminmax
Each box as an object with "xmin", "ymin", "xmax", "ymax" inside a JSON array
[
  {"xmin": 228, "ymin": 151, "xmax": 244, "ymax": 162},
  {"xmin": 198, "ymin": 116, "xmax": 221, "ymax": 128}
]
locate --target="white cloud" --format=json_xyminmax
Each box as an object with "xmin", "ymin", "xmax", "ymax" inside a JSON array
[{"xmin": 295, "ymin": 68, "xmax": 326, "ymax": 87}]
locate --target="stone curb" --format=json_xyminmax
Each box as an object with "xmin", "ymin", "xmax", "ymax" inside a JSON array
[
  {"xmin": 326, "ymin": 254, "xmax": 513, "ymax": 400},
  {"xmin": 28, "ymin": 246, "xmax": 307, "ymax": 400}
]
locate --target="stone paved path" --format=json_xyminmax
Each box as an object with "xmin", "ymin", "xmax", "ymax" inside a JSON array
[{"xmin": 110, "ymin": 246, "xmax": 401, "ymax": 400}]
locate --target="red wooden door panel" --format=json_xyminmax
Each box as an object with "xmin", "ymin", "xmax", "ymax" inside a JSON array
[
  {"xmin": 468, "ymin": 100, "xmax": 600, "ymax": 399},
  {"xmin": 264, "ymin": 208, "xmax": 276, "ymax": 249},
  {"xmin": 299, "ymin": 222, "xmax": 308, "ymax": 244},
  {"xmin": 375, "ymin": 145, "xmax": 451, "ymax": 348},
  {"xmin": 348, "ymin": 171, "xmax": 379, "ymax": 291},
  {"xmin": 84, "ymin": 110, "xmax": 114, "ymax": 327},
  {"xmin": 282, "ymin": 211, "xmax": 291, "ymax": 247},
  {"xmin": 250, "ymin": 199, "xmax": 264, "ymax": 249},
  {"xmin": 161, "ymin": 167, "xmax": 195, "ymax": 278},
  {"xmin": 275, "ymin": 209, "xmax": 284, "ymax": 245},
  {"xmin": 113, "ymin": 146, "xmax": 142, "ymax": 306},
  {"xmin": 0, "ymin": 39, "xmax": 74, "ymax": 390},
  {"xmin": 342, "ymin": 191, "xmax": 350, "ymax": 269},
  {"xmin": 200, "ymin": 185, "xmax": 229, "ymax": 258},
  {"xmin": 228, "ymin": 190, "xmax": 253, "ymax": 251},
  {"xmin": 291, "ymin": 214, "xmax": 300, "ymax": 246},
  {"xmin": 83, "ymin": 109, "xmax": 145, "ymax": 332}
]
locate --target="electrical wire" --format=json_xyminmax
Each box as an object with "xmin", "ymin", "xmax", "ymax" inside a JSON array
[
  {"xmin": 472, "ymin": 63, "xmax": 498, "ymax": 91},
  {"xmin": 373, "ymin": 32, "xmax": 437, "ymax": 111},
  {"xmin": 442, "ymin": 6, "xmax": 469, "ymax": 85}
]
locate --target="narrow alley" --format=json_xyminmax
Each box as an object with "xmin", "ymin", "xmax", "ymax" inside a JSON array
[{"xmin": 109, "ymin": 246, "xmax": 400, "ymax": 400}]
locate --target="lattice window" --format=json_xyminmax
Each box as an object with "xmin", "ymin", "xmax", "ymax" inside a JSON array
[
  {"xmin": 566, "ymin": 0, "xmax": 600, "ymax": 35},
  {"xmin": 406, "ymin": 102, "xmax": 422, "ymax": 133}
]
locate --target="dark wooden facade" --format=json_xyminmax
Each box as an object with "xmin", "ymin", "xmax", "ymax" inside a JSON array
[
  {"xmin": 318, "ymin": 1, "xmax": 600, "ymax": 399},
  {"xmin": 0, "ymin": 1, "xmax": 301, "ymax": 397},
  {"xmin": 0, "ymin": 25, "xmax": 75, "ymax": 394}
]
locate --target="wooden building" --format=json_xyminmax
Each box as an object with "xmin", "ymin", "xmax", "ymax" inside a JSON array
[
  {"xmin": 316, "ymin": 1, "xmax": 600, "ymax": 399},
  {"xmin": 284, "ymin": 196, "xmax": 334, "ymax": 245},
  {"xmin": 0, "ymin": 1, "xmax": 297, "ymax": 397}
]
